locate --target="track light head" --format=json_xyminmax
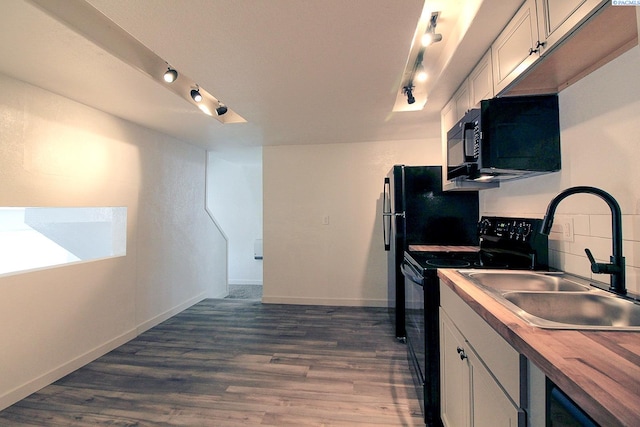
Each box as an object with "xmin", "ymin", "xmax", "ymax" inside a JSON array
[
  {"xmin": 215, "ymin": 103, "xmax": 228, "ymax": 116},
  {"xmin": 403, "ymin": 86, "xmax": 415, "ymax": 105},
  {"xmin": 421, "ymin": 11, "xmax": 442, "ymax": 47},
  {"xmin": 421, "ymin": 32, "xmax": 442, "ymax": 47},
  {"xmin": 190, "ymin": 88, "xmax": 202, "ymax": 103},
  {"xmin": 416, "ymin": 62, "xmax": 427, "ymax": 82},
  {"xmin": 163, "ymin": 67, "xmax": 178, "ymax": 83}
]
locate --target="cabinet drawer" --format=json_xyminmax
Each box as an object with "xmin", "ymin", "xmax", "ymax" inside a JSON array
[{"xmin": 440, "ymin": 281, "xmax": 520, "ymax": 402}]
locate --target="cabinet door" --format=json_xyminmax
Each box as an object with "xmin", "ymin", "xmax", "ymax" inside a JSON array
[
  {"xmin": 453, "ymin": 83, "xmax": 471, "ymax": 120},
  {"xmin": 441, "ymin": 98, "xmax": 457, "ymax": 137},
  {"xmin": 492, "ymin": 0, "xmax": 539, "ymax": 94},
  {"xmin": 536, "ymin": 0, "xmax": 606, "ymax": 53},
  {"xmin": 440, "ymin": 309, "xmax": 470, "ymax": 427},
  {"xmin": 440, "ymin": 98, "xmax": 456, "ymax": 186},
  {"xmin": 469, "ymin": 50, "xmax": 494, "ymax": 108},
  {"xmin": 468, "ymin": 347, "xmax": 522, "ymax": 427}
]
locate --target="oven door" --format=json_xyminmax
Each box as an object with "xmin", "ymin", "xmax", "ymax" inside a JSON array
[
  {"xmin": 401, "ymin": 260, "xmax": 426, "ymax": 418},
  {"xmin": 403, "ymin": 256, "xmax": 444, "ymax": 426}
]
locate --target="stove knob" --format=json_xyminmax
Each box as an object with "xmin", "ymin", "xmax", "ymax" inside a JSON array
[{"xmin": 478, "ymin": 218, "xmax": 492, "ymax": 236}]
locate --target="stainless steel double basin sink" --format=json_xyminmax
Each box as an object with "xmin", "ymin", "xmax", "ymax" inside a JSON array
[{"xmin": 458, "ymin": 270, "xmax": 640, "ymax": 330}]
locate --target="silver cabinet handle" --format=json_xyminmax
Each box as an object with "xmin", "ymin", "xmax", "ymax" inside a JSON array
[{"xmin": 456, "ymin": 346, "xmax": 467, "ymax": 360}]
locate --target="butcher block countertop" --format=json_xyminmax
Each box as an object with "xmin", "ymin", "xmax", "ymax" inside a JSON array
[{"xmin": 438, "ymin": 269, "xmax": 640, "ymax": 427}]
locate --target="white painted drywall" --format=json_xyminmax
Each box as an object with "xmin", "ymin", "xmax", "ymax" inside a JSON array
[
  {"xmin": 0, "ymin": 73, "xmax": 227, "ymax": 409},
  {"xmin": 481, "ymin": 45, "xmax": 640, "ymax": 294},
  {"xmin": 263, "ymin": 138, "xmax": 439, "ymax": 306},
  {"xmin": 207, "ymin": 152, "xmax": 263, "ymax": 285}
]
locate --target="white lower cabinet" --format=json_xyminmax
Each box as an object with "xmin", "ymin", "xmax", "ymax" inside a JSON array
[
  {"xmin": 440, "ymin": 309, "xmax": 522, "ymax": 427},
  {"xmin": 440, "ymin": 310, "xmax": 470, "ymax": 427},
  {"xmin": 467, "ymin": 328, "xmax": 521, "ymax": 426},
  {"xmin": 440, "ymin": 282, "xmax": 529, "ymax": 427}
]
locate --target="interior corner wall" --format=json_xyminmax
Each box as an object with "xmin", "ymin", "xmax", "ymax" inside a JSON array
[
  {"xmin": 206, "ymin": 152, "xmax": 263, "ymax": 286},
  {"xmin": 479, "ymin": 45, "xmax": 640, "ymax": 295},
  {"xmin": 0, "ymin": 73, "xmax": 227, "ymax": 410},
  {"xmin": 263, "ymin": 137, "xmax": 440, "ymax": 306}
]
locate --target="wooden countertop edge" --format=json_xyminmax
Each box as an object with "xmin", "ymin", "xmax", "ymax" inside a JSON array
[{"xmin": 438, "ymin": 269, "xmax": 640, "ymax": 427}]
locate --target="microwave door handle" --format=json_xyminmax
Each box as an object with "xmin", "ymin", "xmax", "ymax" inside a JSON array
[{"xmin": 382, "ymin": 177, "xmax": 391, "ymax": 251}]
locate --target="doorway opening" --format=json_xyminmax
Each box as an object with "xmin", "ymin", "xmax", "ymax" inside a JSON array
[{"xmin": 206, "ymin": 149, "xmax": 263, "ymax": 298}]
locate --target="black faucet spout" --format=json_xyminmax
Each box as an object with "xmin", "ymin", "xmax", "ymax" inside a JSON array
[{"xmin": 540, "ymin": 186, "xmax": 626, "ymax": 295}]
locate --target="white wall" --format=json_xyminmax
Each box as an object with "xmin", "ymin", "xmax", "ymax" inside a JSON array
[
  {"xmin": 263, "ymin": 138, "xmax": 439, "ymax": 306},
  {"xmin": 207, "ymin": 152, "xmax": 263, "ymax": 285},
  {"xmin": 481, "ymin": 45, "xmax": 640, "ymax": 295},
  {"xmin": 0, "ymin": 74, "xmax": 227, "ymax": 409}
]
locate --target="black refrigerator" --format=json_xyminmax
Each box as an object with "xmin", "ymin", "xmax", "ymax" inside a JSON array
[{"xmin": 383, "ymin": 165, "xmax": 479, "ymax": 340}]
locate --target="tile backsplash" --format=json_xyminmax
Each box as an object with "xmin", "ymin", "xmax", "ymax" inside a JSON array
[{"xmin": 548, "ymin": 213, "xmax": 639, "ymax": 295}]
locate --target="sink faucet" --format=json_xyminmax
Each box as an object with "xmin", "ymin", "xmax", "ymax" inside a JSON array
[{"xmin": 540, "ymin": 186, "xmax": 626, "ymax": 295}]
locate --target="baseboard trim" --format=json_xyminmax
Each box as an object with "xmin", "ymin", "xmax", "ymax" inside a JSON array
[
  {"xmin": 0, "ymin": 292, "xmax": 208, "ymax": 411},
  {"xmin": 0, "ymin": 327, "xmax": 137, "ymax": 411},
  {"xmin": 261, "ymin": 295, "xmax": 387, "ymax": 307},
  {"xmin": 136, "ymin": 291, "xmax": 207, "ymax": 335},
  {"xmin": 229, "ymin": 280, "xmax": 263, "ymax": 286}
]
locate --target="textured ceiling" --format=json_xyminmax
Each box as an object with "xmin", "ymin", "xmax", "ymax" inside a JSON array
[{"xmin": 0, "ymin": 0, "xmax": 520, "ymax": 161}]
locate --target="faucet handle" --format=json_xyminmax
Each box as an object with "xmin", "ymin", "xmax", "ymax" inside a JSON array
[
  {"xmin": 585, "ymin": 248, "xmax": 621, "ymax": 274},
  {"xmin": 585, "ymin": 248, "xmax": 598, "ymax": 272}
]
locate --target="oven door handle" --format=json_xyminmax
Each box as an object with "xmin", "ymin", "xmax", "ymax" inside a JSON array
[{"xmin": 401, "ymin": 261, "xmax": 424, "ymax": 286}]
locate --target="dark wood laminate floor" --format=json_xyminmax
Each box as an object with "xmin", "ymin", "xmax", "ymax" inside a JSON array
[{"xmin": 0, "ymin": 299, "xmax": 424, "ymax": 426}]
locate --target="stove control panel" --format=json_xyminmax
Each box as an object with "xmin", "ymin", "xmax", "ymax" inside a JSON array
[
  {"xmin": 478, "ymin": 216, "xmax": 542, "ymax": 243},
  {"xmin": 478, "ymin": 216, "xmax": 549, "ymax": 270}
]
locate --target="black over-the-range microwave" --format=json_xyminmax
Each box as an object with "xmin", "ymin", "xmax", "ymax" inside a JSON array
[{"xmin": 447, "ymin": 94, "xmax": 561, "ymax": 182}]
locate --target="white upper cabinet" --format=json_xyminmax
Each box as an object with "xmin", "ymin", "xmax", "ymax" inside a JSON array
[
  {"xmin": 536, "ymin": 0, "xmax": 607, "ymax": 54},
  {"xmin": 453, "ymin": 84, "xmax": 471, "ymax": 121},
  {"xmin": 441, "ymin": 50, "xmax": 493, "ymax": 128},
  {"xmin": 441, "ymin": 98, "xmax": 457, "ymax": 140},
  {"xmin": 469, "ymin": 50, "xmax": 494, "ymax": 108},
  {"xmin": 491, "ymin": 0, "xmax": 540, "ymax": 95},
  {"xmin": 439, "ymin": 0, "xmax": 630, "ymax": 189}
]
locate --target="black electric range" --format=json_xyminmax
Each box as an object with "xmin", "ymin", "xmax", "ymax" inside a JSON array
[{"xmin": 403, "ymin": 216, "xmax": 549, "ymax": 426}]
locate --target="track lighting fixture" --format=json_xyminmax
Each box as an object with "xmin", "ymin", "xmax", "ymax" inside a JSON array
[
  {"xmin": 163, "ymin": 67, "xmax": 178, "ymax": 83},
  {"xmin": 421, "ymin": 11, "xmax": 442, "ymax": 47},
  {"xmin": 29, "ymin": 0, "xmax": 245, "ymax": 123},
  {"xmin": 215, "ymin": 102, "xmax": 228, "ymax": 116},
  {"xmin": 190, "ymin": 87, "xmax": 202, "ymax": 103},
  {"xmin": 403, "ymin": 86, "xmax": 415, "ymax": 105},
  {"xmin": 395, "ymin": 11, "xmax": 441, "ymax": 110}
]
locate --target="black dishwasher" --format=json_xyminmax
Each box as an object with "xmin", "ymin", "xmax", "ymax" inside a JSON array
[{"xmin": 548, "ymin": 380, "xmax": 599, "ymax": 426}]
